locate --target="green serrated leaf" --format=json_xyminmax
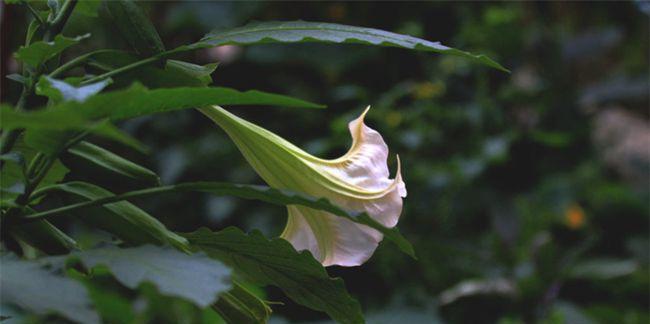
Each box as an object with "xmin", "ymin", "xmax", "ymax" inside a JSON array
[
  {"xmin": 15, "ymin": 34, "xmax": 90, "ymax": 67},
  {"xmin": 185, "ymin": 227, "xmax": 364, "ymax": 324},
  {"xmin": 65, "ymin": 245, "xmax": 231, "ymax": 308},
  {"xmin": 0, "ymin": 255, "xmax": 100, "ymax": 324},
  {"xmin": 23, "ymin": 124, "xmax": 145, "ymax": 158},
  {"xmin": 3, "ymin": 105, "xmax": 148, "ymax": 154},
  {"xmin": 1, "ymin": 85, "xmax": 323, "ymax": 132},
  {"xmin": 69, "ymin": 141, "xmax": 159, "ymax": 184},
  {"xmin": 44, "ymin": 181, "xmax": 189, "ymax": 250},
  {"xmin": 190, "ymin": 20, "xmax": 508, "ymax": 72}
]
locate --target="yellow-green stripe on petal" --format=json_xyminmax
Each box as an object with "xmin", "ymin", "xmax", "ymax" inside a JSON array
[{"xmin": 200, "ymin": 105, "xmax": 406, "ymax": 267}]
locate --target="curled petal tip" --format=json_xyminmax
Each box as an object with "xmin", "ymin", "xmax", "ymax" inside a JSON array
[
  {"xmin": 395, "ymin": 155, "xmax": 407, "ymax": 198},
  {"xmin": 360, "ymin": 105, "xmax": 371, "ymax": 119}
]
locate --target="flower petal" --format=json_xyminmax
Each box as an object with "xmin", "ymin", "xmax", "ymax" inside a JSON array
[
  {"xmin": 309, "ymin": 107, "xmax": 406, "ymax": 228},
  {"xmin": 282, "ymin": 205, "xmax": 382, "ymax": 267}
]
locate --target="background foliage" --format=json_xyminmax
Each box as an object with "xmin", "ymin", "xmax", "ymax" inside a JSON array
[{"xmin": 2, "ymin": 1, "xmax": 649, "ymax": 323}]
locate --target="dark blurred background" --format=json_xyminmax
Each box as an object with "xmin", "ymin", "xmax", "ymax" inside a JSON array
[{"xmin": 3, "ymin": 2, "xmax": 649, "ymax": 323}]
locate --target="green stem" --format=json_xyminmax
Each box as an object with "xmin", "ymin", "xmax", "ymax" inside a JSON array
[
  {"xmin": 44, "ymin": 0, "xmax": 78, "ymax": 41},
  {"xmin": 1, "ymin": 0, "xmax": 80, "ymax": 255},
  {"xmin": 25, "ymin": 185, "xmax": 179, "ymax": 221},
  {"xmin": 49, "ymin": 49, "xmax": 117, "ymax": 78},
  {"xmin": 0, "ymin": 86, "xmax": 30, "ymax": 156},
  {"xmin": 24, "ymin": 181, "xmax": 266, "ymax": 223},
  {"xmin": 79, "ymin": 47, "xmax": 187, "ymax": 85},
  {"xmin": 23, "ymin": 1, "xmax": 46, "ymax": 26},
  {"xmin": 25, "ymin": 152, "xmax": 46, "ymax": 179},
  {"xmin": 16, "ymin": 157, "xmax": 55, "ymax": 206}
]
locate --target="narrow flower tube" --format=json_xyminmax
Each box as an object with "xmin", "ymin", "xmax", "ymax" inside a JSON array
[{"xmin": 200, "ymin": 105, "xmax": 406, "ymax": 266}]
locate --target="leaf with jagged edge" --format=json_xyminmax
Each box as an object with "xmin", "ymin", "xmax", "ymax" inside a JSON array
[
  {"xmin": 185, "ymin": 227, "xmax": 364, "ymax": 324},
  {"xmin": 15, "ymin": 34, "xmax": 90, "ymax": 67},
  {"xmin": 0, "ymin": 255, "xmax": 100, "ymax": 324},
  {"xmin": 68, "ymin": 245, "xmax": 231, "ymax": 308},
  {"xmin": 190, "ymin": 21, "xmax": 508, "ymax": 72}
]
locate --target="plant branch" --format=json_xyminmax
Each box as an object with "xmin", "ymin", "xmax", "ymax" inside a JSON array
[
  {"xmin": 0, "ymin": 86, "xmax": 30, "ymax": 156},
  {"xmin": 22, "ymin": 1, "xmax": 46, "ymax": 26},
  {"xmin": 49, "ymin": 49, "xmax": 116, "ymax": 78},
  {"xmin": 24, "ymin": 182, "xmax": 264, "ymax": 222},
  {"xmin": 44, "ymin": 0, "xmax": 78, "ymax": 41},
  {"xmin": 79, "ymin": 47, "xmax": 186, "ymax": 85},
  {"xmin": 1, "ymin": 0, "xmax": 78, "ymax": 159},
  {"xmin": 25, "ymin": 185, "xmax": 178, "ymax": 222}
]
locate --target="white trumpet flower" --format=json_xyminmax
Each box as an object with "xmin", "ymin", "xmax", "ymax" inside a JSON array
[{"xmin": 200, "ymin": 106, "xmax": 406, "ymax": 266}]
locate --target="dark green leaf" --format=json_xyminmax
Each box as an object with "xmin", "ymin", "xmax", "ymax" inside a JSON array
[
  {"xmin": 36, "ymin": 76, "xmax": 111, "ymax": 103},
  {"xmin": 213, "ymin": 282, "xmax": 272, "ymax": 324},
  {"xmin": 68, "ymin": 245, "xmax": 231, "ymax": 307},
  {"xmin": 75, "ymin": 0, "xmax": 102, "ymax": 17},
  {"xmin": 68, "ymin": 269, "xmax": 136, "ymax": 324},
  {"xmin": 166, "ymin": 60, "xmax": 218, "ymax": 86},
  {"xmin": 1, "ymin": 103, "xmax": 85, "ymax": 131},
  {"xmin": 25, "ymin": 17, "xmax": 43, "ymax": 45},
  {"xmin": 185, "ymin": 227, "xmax": 364, "ymax": 324},
  {"xmin": 15, "ymin": 34, "xmax": 90, "ymax": 67},
  {"xmin": 12, "ymin": 216, "xmax": 78, "ymax": 255},
  {"xmin": 1, "ymin": 85, "xmax": 323, "ymax": 133},
  {"xmin": 192, "ymin": 21, "xmax": 508, "ymax": 72},
  {"xmin": 3, "ymin": 107, "xmax": 148, "ymax": 154},
  {"xmin": 0, "ymin": 255, "xmax": 100, "ymax": 324},
  {"xmin": 25, "ymin": 129, "xmax": 145, "ymax": 165},
  {"xmin": 0, "ymin": 138, "xmax": 69, "ymax": 203},
  {"xmin": 105, "ymin": 0, "xmax": 165, "ymax": 57},
  {"xmin": 23, "ymin": 129, "xmax": 78, "ymax": 156},
  {"xmin": 43, "ymin": 181, "xmax": 189, "ymax": 251},
  {"xmin": 1, "ymin": 105, "xmax": 92, "ymax": 140},
  {"xmin": 85, "ymin": 122, "xmax": 150, "ymax": 154},
  {"xmin": 69, "ymin": 141, "xmax": 159, "ymax": 184}
]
